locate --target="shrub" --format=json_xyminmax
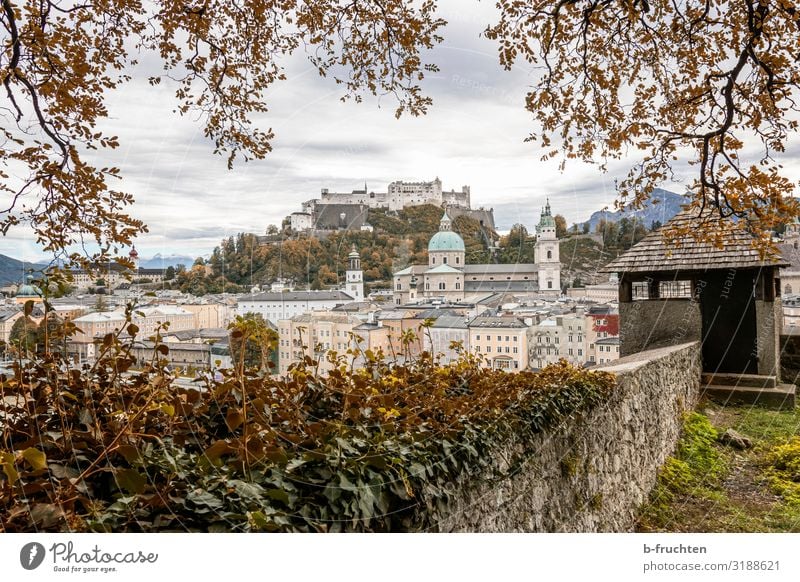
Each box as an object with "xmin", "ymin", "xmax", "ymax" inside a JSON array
[
  {"xmin": 0, "ymin": 311, "xmax": 615, "ymax": 532},
  {"xmin": 765, "ymin": 438, "xmax": 800, "ymax": 506}
]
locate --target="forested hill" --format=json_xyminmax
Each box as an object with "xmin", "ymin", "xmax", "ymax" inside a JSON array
[{"xmin": 171, "ymin": 205, "xmax": 493, "ymax": 294}]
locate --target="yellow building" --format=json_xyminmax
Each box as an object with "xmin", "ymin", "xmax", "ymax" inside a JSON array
[
  {"xmin": 468, "ymin": 316, "xmax": 530, "ymax": 372},
  {"xmin": 277, "ymin": 311, "xmax": 362, "ymax": 376}
]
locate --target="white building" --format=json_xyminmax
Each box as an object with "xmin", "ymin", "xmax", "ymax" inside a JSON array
[
  {"xmin": 237, "ymin": 290, "xmax": 355, "ymax": 324},
  {"xmin": 393, "ymin": 202, "xmax": 561, "ymax": 305},
  {"xmin": 530, "ymin": 310, "xmax": 585, "ymax": 369},
  {"xmin": 304, "ymin": 177, "xmax": 471, "ymax": 215},
  {"xmin": 345, "ymin": 246, "xmax": 365, "ymax": 302},
  {"xmin": 425, "ymin": 315, "xmax": 470, "ymax": 364}
]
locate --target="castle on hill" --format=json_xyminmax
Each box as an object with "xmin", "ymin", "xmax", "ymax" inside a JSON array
[
  {"xmin": 392, "ymin": 201, "xmax": 561, "ymax": 304},
  {"xmin": 290, "ymin": 177, "xmax": 494, "ymax": 233}
]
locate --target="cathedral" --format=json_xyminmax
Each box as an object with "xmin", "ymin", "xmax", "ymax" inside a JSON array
[{"xmin": 392, "ymin": 201, "xmax": 561, "ymax": 305}]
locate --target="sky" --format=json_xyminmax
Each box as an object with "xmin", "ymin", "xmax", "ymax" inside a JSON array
[{"xmin": 4, "ymin": 1, "xmax": 685, "ymax": 262}]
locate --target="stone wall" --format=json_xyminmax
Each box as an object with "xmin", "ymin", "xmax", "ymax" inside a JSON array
[
  {"xmin": 619, "ymin": 299, "xmax": 701, "ymax": 357},
  {"xmin": 754, "ymin": 300, "xmax": 781, "ymax": 377},
  {"xmin": 421, "ymin": 342, "xmax": 701, "ymax": 532},
  {"xmin": 780, "ymin": 334, "xmax": 800, "ymax": 384}
]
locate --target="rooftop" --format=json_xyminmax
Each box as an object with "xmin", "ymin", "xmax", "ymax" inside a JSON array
[
  {"xmin": 603, "ymin": 209, "xmax": 789, "ymax": 274},
  {"xmin": 239, "ymin": 290, "xmax": 354, "ymax": 302},
  {"xmin": 468, "ymin": 316, "xmax": 528, "ymax": 329}
]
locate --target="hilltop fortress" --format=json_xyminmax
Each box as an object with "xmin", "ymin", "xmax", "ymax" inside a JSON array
[{"xmin": 290, "ymin": 177, "xmax": 493, "ymax": 233}]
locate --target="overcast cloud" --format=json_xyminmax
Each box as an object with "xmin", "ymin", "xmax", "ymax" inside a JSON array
[{"xmin": 2, "ymin": 1, "xmax": 714, "ymax": 262}]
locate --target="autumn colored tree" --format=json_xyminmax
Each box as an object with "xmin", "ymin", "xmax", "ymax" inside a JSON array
[
  {"xmin": 554, "ymin": 214, "xmax": 567, "ymax": 239},
  {"xmin": 9, "ymin": 315, "xmax": 37, "ymax": 354},
  {"xmin": 487, "ymin": 0, "xmax": 800, "ymax": 250},
  {"xmin": 0, "ymin": 1, "xmax": 445, "ymax": 267}
]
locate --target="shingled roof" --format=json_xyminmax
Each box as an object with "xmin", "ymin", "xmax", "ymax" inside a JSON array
[{"xmin": 602, "ymin": 210, "xmax": 789, "ymax": 274}]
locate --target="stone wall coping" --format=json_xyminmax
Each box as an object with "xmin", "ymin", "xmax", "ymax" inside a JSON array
[{"xmin": 597, "ymin": 341, "xmax": 700, "ymax": 374}]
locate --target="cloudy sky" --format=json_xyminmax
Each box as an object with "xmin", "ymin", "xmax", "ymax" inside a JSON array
[{"xmin": 5, "ymin": 1, "xmax": 684, "ymax": 262}]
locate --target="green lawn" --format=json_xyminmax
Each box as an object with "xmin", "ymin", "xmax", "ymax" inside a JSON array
[{"xmin": 637, "ymin": 402, "xmax": 800, "ymax": 532}]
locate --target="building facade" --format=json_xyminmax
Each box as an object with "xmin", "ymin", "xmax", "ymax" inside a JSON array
[
  {"xmin": 393, "ymin": 203, "xmax": 561, "ymax": 304},
  {"xmin": 277, "ymin": 311, "xmax": 362, "ymax": 376},
  {"xmin": 468, "ymin": 316, "xmax": 530, "ymax": 371},
  {"xmin": 237, "ymin": 290, "xmax": 355, "ymax": 324}
]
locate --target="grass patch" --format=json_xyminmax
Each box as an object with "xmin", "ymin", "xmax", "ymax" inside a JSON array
[
  {"xmin": 638, "ymin": 403, "xmax": 800, "ymax": 532},
  {"xmin": 638, "ymin": 412, "xmax": 727, "ymax": 529}
]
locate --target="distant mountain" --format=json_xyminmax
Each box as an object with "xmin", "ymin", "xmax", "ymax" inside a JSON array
[
  {"xmin": 585, "ymin": 188, "xmax": 687, "ymax": 230},
  {"xmin": 0, "ymin": 254, "xmax": 50, "ymax": 286},
  {"xmin": 138, "ymin": 254, "xmax": 196, "ymax": 269}
]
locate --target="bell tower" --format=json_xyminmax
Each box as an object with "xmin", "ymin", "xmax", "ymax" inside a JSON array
[{"xmin": 346, "ymin": 245, "xmax": 364, "ymax": 301}]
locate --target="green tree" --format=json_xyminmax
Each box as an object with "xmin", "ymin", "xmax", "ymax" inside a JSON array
[
  {"xmin": 582, "ymin": 223, "xmax": 590, "ymax": 235},
  {"xmin": 164, "ymin": 266, "xmax": 176, "ymax": 281},
  {"xmin": 36, "ymin": 313, "xmax": 67, "ymax": 355},
  {"xmin": 229, "ymin": 313, "xmax": 278, "ymax": 372},
  {"xmin": 10, "ymin": 315, "xmax": 38, "ymax": 354},
  {"xmin": 94, "ymin": 295, "xmax": 109, "ymax": 313}
]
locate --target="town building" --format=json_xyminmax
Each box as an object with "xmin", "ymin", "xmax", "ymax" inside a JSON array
[
  {"xmin": 70, "ymin": 305, "xmax": 197, "ymax": 360},
  {"xmin": 277, "ymin": 311, "xmax": 362, "ymax": 376},
  {"xmin": 393, "ymin": 202, "xmax": 561, "ymax": 305},
  {"xmin": 468, "ymin": 315, "xmax": 530, "ymax": 371},
  {"xmin": 237, "ymin": 290, "xmax": 356, "ymax": 324},
  {"xmin": 425, "ymin": 314, "xmax": 470, "ymax": 364},
  {"xmin": 530, "ymin": 310, "xmax": 585, "ymax": 369},
  {"xmin": 779, "ymin": 218, "xmax": 800, "ymax": 301}
]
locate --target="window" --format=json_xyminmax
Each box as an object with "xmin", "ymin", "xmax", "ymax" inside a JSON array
[
  {"xmin": 455, "ymin": 282, "xmax": 461, "ymax": 290},
  {"xmin": 456, "ymin": 257, "xmax": 460, "ymax": 265},
  {"xmin": 505, "ymin": 346, "xmax": 510, "ymax": 353},
  {"xmin": 475, "ymin": 346, "xmax": 480, "ymax": 353},
  {"xmin": 497, "ymin": 335, "xmax": 501, "ymax": 341},
  {"xmin": 547, "ymin": 250, "xmax": 552, "ymax": 259},
  {"xmin": 443, "ymin": 257, "xmax": 448, "ymax": 264},
  {"xmin": 487, "ymin": 346, "xmax": 491, "ymax": 353},
  {"xmin": 438, "ymin": 282, "xmax": 446, "ymax": 290},
  {"xmin": 505, "ymin": 336, "xmax": 509, "ymax": 341},
  {"xmin": 513, "ymin": 347, "xmax": 518, "ymax": 354},
  {"xmin": 547, "ymin": 281, "xmax": 553, "ymax": 289},
  {"xmin": 555, "ymin": 337, "xmax": 559, "ymax": 344},
  {"xmin": 476, "ymin": 335, "xmax": 480, "ymax": 340},
  {"xmin": 431, "ymin": 257, "xmax": 436, "ymax": 264},
  {"xmin": 786, "ymin": 284, "xmax": 793, "ymax": 295},
  {"xmin": 632, "ymin": 281, "xmax": 650, "ymax": 300},
  {"xmin": 568, "ymin": 348, "xmax": 573, "ymax": 355},
  {"xmin": 426, "ymin": 283, "xmax": 430, "ymax": 290},
  {"xmin": 659, "ymin": 280, "xmax": 693, "ymax": 299},
  {"xmin": 578, "ymin": 349, "xmax": 583, "ymax": 356},
  {"xmin": 396, "ymin": 283, "xmax": 401, "ymax": 291},
  {"xmin": 546, "ymin": 336, "xmax": 550, "ymax": 343}
]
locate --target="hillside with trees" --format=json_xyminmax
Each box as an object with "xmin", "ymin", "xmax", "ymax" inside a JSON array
[{"xmin": 171, "ymin": 205, "xmax": 492, "ymax": 295}]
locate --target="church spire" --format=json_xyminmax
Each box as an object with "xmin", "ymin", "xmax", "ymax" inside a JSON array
[{"xmin": 439, "ymin": 208, "xmax": 452, "ymax": 231}]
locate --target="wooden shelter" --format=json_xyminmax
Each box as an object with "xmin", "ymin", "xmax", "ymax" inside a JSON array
[{"xmin": 603, "ymin": 210, "xmax": 788, "ymax": 379}]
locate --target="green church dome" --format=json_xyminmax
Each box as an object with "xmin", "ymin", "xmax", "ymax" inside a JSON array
[
  {"xmin": 16, "ymin": 283, "xmax": 41, "ymax": 297},
  {"xmin": 428, "ymin": 230, "xmax": 465, "ymax": 252}
]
